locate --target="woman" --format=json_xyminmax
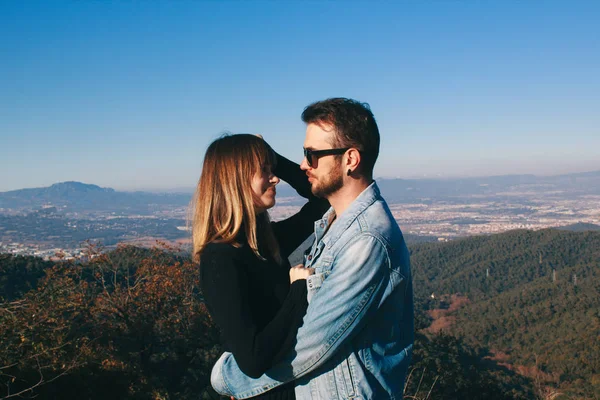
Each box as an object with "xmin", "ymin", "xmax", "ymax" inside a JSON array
[{"xmin": 192, "ymin": 134, "xmax": 328, "ymax": 399}]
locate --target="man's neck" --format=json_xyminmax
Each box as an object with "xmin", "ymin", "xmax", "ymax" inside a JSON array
[{"xmin": 327, "ymin": 178, "xmax": 372, "ymax": 219}]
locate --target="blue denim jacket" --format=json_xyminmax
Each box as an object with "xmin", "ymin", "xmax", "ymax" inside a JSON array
[{"xmin": 211, "ymin": 182, "xmax": 414, "ymax": 399}]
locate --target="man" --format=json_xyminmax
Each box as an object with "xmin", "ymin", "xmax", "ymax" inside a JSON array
[{"xmin": 211, "ymin": 98, "xmax": 414, "ymax": 399}]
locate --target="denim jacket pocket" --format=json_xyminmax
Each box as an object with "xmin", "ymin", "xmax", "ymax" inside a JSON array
[
  {"xmin": 307, "ymin": 257, "xmax": 332, "ymax": 303},
  {"xmin": 306, "ymin": 272, "xmax": 324, "ymax": 303},
  {"xmin": 305, "ymin": 238, "xmax": 331, "ymax": 267},
  {"xmin": 332, "ymin": 357, "xmax": 358, "ymax": 399}
]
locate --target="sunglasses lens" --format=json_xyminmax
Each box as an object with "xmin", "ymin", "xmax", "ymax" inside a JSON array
[{"xmin": 304, "ymin": 149, "xmax": 312, "ymax": 167}]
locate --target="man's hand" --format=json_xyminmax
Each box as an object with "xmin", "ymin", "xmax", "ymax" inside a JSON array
[{"xmin": 289, "ymin": 264, "xmax": 314, "ymax": 283}]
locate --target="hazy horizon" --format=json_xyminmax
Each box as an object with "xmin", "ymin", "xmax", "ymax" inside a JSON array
[{"xmin": 2, "ymin": 166, "xmax": 600, "ymax": 194}]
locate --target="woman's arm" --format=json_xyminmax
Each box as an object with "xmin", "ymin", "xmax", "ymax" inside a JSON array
[
  {"xmin": 272, "ymin": 152, "xmax": 330, "ymax": 258},
  {"xmin": 200, "ymin": 244, "xmax": 308, "ymax": 378},
  {"xmin": 273, "ymin": 152, "xmax": 313, "ymax": 200}
]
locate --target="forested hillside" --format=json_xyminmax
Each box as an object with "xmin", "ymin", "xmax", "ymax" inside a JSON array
[
  {"xmin": 1, "ymin": 229, "xmax": 598, "ymax": 399},
  {"xmin": 0, "ymin": 246, "xmax": 222, "ymax": 399},
  {"xmin": 411, "ymin": 229, "xmax": 600, "ymax": 398}
]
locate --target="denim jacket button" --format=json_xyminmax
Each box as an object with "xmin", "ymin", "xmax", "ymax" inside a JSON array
[
  {"xmin": 308, "ymin": 255, "xmax": 313, "ymax": 261},
  {"xmin": 320, "ymin": 223, "xmax": 324, "ymax": 228}
]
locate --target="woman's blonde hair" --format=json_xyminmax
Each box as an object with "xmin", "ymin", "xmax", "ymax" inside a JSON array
[{"xmin": 191, "ymin": 134, "xmax": 281, "ymax": 264}]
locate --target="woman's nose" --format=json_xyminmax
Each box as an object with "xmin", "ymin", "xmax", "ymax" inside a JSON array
[{"xmin": 271, "ymin": 174, "xmax": 280, "ymax": 185}]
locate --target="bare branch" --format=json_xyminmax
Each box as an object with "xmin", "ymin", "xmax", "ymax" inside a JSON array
[{"xmin": 425, "ymin": 375, "xmax": 439, "ymax": 400}]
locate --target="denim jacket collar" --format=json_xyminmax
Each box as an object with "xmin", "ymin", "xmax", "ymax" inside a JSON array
[{"xmin": 317, "ymin": 181, "xmax": 380, "ymax": 249}]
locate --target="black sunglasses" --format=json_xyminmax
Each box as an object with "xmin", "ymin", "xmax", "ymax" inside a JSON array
[{"xmin": 303, "ymin": 147, "xmax": 350, "ymax": 168}]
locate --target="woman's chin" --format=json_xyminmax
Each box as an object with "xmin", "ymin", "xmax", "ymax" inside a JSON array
[{"xmin": 255, "ymin": 201, "xmax": 276, "ymax": 214}]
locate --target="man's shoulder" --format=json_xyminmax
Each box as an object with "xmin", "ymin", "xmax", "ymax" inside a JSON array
[
  {"xmin": 358, "ymin": 197, "xmax": 401, "ymax": 238},
  {"xmin": 325, "ymin": 184, "xmax": 402, "ymax": 250},
  {"xmin": 329, "ymin": 196, "xmax": 403, "ymax": 255},
  {"xmin": 355, "ymin": 198, "xmax": 411, "ymax": 275}
]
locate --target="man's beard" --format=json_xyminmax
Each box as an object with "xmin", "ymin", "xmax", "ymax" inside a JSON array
[{"xmin": 311, "ymin": 164, "xmax": 344, "ymax": 198}]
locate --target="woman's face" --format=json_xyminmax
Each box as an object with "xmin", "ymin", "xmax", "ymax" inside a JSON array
[{"xmin": 251, "ymin": 165, "xmax": 280, "ymax": 213}]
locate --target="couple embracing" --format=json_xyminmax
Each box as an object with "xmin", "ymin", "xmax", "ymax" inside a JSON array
[{"xmin": 191, "ymin": 98, "xmax": 414, "ymax": 399}]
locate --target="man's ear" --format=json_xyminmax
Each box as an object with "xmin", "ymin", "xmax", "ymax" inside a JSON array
[{"xmin": 345, "ymin": 148, "xmax": 361, "ymax": 174}]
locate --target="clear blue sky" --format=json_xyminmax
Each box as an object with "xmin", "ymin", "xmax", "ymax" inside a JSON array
[{"xmin": 1, "ymin": 0, "xmax": 599, "ymax": 192}]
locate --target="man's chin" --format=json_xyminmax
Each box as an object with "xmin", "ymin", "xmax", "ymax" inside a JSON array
[{"xmin": 311, "ymin": 186, "xmax": 326, "ymax": 198}]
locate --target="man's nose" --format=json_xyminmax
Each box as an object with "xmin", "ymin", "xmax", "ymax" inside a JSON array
[{"xmin": 300, "ymin": 157, "xmax": 309, "ymax": 170}]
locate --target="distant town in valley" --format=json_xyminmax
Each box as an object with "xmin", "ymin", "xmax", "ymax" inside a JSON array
[{"xmin": 1, "ymin": 170, "xmax": 600, "ymax": 260}]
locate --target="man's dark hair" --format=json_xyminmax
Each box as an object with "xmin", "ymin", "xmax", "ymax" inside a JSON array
[{"xmin": 301, "ymin": 97, "xmax": 380, "ymax": 177}]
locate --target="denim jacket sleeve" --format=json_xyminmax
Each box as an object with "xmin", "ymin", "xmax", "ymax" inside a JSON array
[{"xmin": 211, "ymin": 233, "xmax": 390, "ymax": 398}]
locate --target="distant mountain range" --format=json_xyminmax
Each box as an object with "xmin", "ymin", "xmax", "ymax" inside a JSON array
[
  {"xmin": 0, "ymin": 181, "xmax": 192, "ymax": 214},
  {"xmin": 2, "ymin": 169, "xmax": 599, "ymax": 213},
  {"xmin": 273, "ymin": 169, "xmax": 600, "ymax": 202},
  {"xmin": 375, "ymin": 169, "xmax": 600, "ymax": 203}
]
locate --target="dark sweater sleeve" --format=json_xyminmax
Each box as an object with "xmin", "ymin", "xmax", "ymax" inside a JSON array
[
  {"xmin": 273, "ymin": 152, "xmax": 313, "ymax": 200},
  {"xmin": 200, "ymin": 245, "xmax": 308, "ymax": 378},
  {"xmin": 272, "ymin": 152, "xmax": 330, "ymax": 258}
]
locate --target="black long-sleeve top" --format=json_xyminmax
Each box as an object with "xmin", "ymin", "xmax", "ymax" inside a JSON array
[{"xmin": 200, "ymin": 153, "xmax": 329, "ymax": 399}]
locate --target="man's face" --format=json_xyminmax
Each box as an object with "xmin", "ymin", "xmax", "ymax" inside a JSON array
[{"xmin": 300, "ymin": 123, "xmax": 344, "ymax": 198}]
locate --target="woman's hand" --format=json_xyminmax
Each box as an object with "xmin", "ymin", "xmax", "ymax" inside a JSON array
[{"xmin": 289, "ymin": 264, "xmax": 314, "ymax": 283}]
